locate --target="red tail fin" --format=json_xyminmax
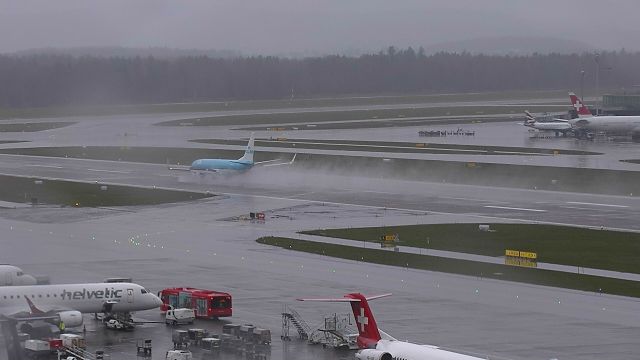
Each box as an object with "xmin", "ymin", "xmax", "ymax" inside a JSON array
[
  {"xmin": 297, "ymin": 292, "xmax": 391, "ymax": 349},
  {"xmin": 569, "ymin": 92, "xmax": 592, "ymax": 117},
  {"xmin": 24, "ymin": 296, "xmax": 44, "ymax": 314},
  {"xmin": 346, "ymin": 293, "xmax": 382, "ymax": 348}
]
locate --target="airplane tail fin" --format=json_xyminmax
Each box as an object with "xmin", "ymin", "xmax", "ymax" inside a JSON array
[
  {"xmin": 237, "ymin": 133, "xmax": 255, "ymax": 164},
  {"xmin": 24, "ymin": 296, "xmax": 45, "ymax": 315},
  {"xmin": 569, "ymin": 92, "xmax": 592, "ymax": 118},
  {"xmin": 524, "ymin": 110, "xmax": 536, "ymax": 126},
  {"xmin": 298, "ymin": 292, "xmax": 391, "ymax": 349}
]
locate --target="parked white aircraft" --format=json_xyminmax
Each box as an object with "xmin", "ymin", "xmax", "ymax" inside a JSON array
[
  {"xmin": 299, "ymin": 293, "xmax": 485, "ymax": 360},
  {"xmin": 0, "ymin": 282, "xmax": 162, "ymax": 327},
  {"xmin": 0, "ymin": 265, "xmax": 37, "ymax": 286},
  {"xmin": 523, "ymin": 110, "xmax": 572, "ymax": 137},
  {"xmin": 569, "ymin": 92, "xmax": 640, "ymax": 140}
]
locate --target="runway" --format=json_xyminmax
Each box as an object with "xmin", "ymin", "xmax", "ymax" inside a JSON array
[{"xmin": 0, "ymin": 154, "xmax": 638, "ymax": 231}]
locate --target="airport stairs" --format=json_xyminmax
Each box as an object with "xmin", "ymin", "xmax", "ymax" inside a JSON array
[
  {"xmin": 63, "ymin": 345, "xmax": 103, "ymax": 360},
  {"xmin": 281, "ymin": 305, "xmax": 312, "ymax": 340}
]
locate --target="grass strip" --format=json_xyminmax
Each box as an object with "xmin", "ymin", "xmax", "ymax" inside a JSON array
[
  {"xmin": 191, "ymin": 138, "xmax": 600, "ymax": 156},
  {"xmin": 257, "ymin": 236, "xmax": 640, "ymax": 298},
  {"xmin": 156, "ymin": 105, "xmax": 566, "ymax": 127},
  {"xmin": 0, "ymin": 174, "xmax": 212, "ymax": 207},
  {"xmin": 0, "ymin": 90, "xmax": 568, "ymax": 120},
  {"xmin": 0, "ymin": 146, "xmax": 286, "ymax": 165},
  {"xmin": 0, "ymin": 122, "xmax": 74, "ymax": 132},
  {"xmin": 302, "ymin": 224, "xmax": 640, "ymax": 274},
  {"xmin": 234, "ymin": 117, "xmax": 512, "ymax": 131}
]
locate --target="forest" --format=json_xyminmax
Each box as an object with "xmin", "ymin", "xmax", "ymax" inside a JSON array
[{"xmin": 0, "ymin": 48, "xmax": 638, "ymax": 108}]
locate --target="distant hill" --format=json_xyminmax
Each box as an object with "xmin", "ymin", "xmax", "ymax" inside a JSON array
[
  {"xmin": 8, "ymin": 46, "xmax": 242, "ymax": 59},
  {"xmin": 425, "ymin": 37, "xmax": 595, "ymax": 55}
]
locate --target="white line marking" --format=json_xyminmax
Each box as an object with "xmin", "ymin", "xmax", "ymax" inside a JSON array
[
  {"xmin": 25, "ymin": 164, "xmax": 63, "ymax": 169},
  {"xmin": 87, "ymin": 169, "xmax": 131, "ymax": 174},
  {"xmin": 566, "ymin": 201, "xmax": 629, "ymax": 208},
  {"xmin": 484, "ymin": 205, "xmax": 546, "ymax": 212},
  {"xmin": 560, "ymin": 206, "xmax": 598, "ymax": 211}
]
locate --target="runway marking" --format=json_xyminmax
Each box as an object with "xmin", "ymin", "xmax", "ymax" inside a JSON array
[
  {"xmin": 484, "ymin": 205, "xmax": 546, "ymax": 212},
  {"xmin": 336, "ymin": 188, "xmax": 397, "ymax": 195},
  {"xmin": 560, "ymin": 206, "xmax": 600, "ymax": 211},
  {"xmin": 87, "ymin": 168, "xmax": 131, "ymax": 174},
  {"xmin": 566, "ymin": 201, "xmax": 629, "ymax": 208},
  {"xmin": 25, "ymin": 164, "xmax": 63, "ymax": 169}
]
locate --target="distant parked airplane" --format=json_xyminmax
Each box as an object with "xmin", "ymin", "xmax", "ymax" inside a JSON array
[
  {"xmin": 523, "ymin": 110, "xmax": 573, "ymax": 137},
  {"xmin": 569, "ymin": 92, "xmax": 640, "ymax": 140},
  {"xmin": 171, "ymin": 133, "xmax": 295, "ymax": 173},
  {"xmin": 0, "ymin": 265, "xmax": 37, "ymax": 286}
]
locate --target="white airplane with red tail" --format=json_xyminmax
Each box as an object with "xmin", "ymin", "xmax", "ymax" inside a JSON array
[
  {"xmin": 569, "ymin": 92, "xmax": 640, "ymax": 139},
  {"xmin": 298, "ymin": 293, "xmax": 485, "ymax": 360}
]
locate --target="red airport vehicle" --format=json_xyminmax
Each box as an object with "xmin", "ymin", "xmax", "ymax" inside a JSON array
[{"xmin": 158, "ymin": 288, "xmax": 232, "ymax": 319}]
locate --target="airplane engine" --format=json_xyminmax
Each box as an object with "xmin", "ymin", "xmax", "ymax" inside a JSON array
[
  {"xmin": 355, "ymin": 349, "xmax": 393, "ymax": 360},
  {"xmin": 58, "ymin": 311, "xmax": 83, "ymax": 327}
]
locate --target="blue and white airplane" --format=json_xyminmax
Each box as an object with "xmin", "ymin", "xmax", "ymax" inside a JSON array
[{"xmin": 172, "ymin": 133, "xmax": 295, "ymax": 173}]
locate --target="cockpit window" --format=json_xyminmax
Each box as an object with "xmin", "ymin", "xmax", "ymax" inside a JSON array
[
  {"xmin": 17, "ymin": 271, "xmax": 23, "ymax": 276},
  {"xmin": 141, "ymin": 288, "xmax": 148, "ymax": 294}
]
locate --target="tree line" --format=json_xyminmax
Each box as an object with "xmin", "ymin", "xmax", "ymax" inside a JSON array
[{"xmin": 0, "ymin": 48, "xmax": 638, "ymax": 108}]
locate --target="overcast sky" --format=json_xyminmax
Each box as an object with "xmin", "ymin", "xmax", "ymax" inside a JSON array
[{"xmin": 1, "ymin": 0, "xmax": 639, "ymax": 55}]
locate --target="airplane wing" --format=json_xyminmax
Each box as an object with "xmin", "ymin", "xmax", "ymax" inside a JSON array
[
  {"xmin": 297, "ymin": 297, "xmax": 359, "ymax": 302},
  {"xmin": 297, "ymin": 293, "xmax": 391, "ymax": 302},
  {"xmin": 255, "ymin": 154, "xmax": 296, "ymax": 167},
  {"xmin": 378, "ymin": 329, "xmax": 396, "ymax": 341},
  {"xmin": 168, "ymin": 166, "xmax": 193, "ymax": 172}
]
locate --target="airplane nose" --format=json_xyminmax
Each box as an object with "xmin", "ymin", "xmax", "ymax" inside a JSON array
[{"xmin": 152, "ymin": 294, "xmax": 163, "ymax": 307}]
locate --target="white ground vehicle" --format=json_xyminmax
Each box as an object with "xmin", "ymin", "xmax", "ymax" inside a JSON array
[
  {"xmin": 165, "ymin": 349, "xmax": 193, "ymax": 360},
  {"xmin": 165, "ymin": 308, "xmax": 196, "ymax": 325},
  {"xmin": 105, "ymin": 319, "xmax": 130, "ymax": 330}
]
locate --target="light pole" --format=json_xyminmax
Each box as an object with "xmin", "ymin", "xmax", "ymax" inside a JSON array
[
  {"xmin": 595, "ymin": 53, "xmax": 600, "ymax": 116},
  {"xmin": 580, "ymin": 70, "xmax": 585, "ymax": 102}
]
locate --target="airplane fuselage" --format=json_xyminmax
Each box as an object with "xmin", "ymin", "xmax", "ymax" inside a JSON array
[
  {"xmin": 376, "ymin": 339, "xmax": 483, "ymax": 360},
  {"xmin": 0, "ymin": 282, "xmax": 162, "ymax": 315},
  {"xmin": 190, "ymin": 159, "xmax": 253, "ymax": 172},
  {"xmin": 570, "ymin": 116, "xmax": 640, "ymax": 134},
  {"xmin": 527, "ymin": 122, "xmax": 572, "ymax": 131}
]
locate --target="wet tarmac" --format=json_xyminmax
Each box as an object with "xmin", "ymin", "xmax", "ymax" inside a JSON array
[{"xmin": 0, "ymin": 98, "xmax": 639, "ymax": 360}]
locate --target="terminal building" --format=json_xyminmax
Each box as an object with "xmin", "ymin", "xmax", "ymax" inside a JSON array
[{"xmin": 602, "ymin": 93, "xmax": 640, "ymax": 115}]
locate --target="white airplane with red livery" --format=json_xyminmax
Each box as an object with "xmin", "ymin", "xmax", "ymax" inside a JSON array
[
  {"xmin": 0, "ymin": 282, "xmax": 162, "ymax": 328},
  {"xmin": 299, "ymin": 293, "xmax": 485, "ymax": 360},
  {"xmin": 569, "ymin": 92, "xmax": 640, "ymax": 140}
]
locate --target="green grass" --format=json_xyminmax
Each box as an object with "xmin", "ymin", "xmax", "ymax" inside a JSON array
[
  {"xmin": 235, "ymin": 116, "xmax": 514, "ymax": 131},
  {"xmin": 0, "ymin": 122, "xmax": 74, "ymax": 132},
  {"xmin": 191, "ymin": 138, "xmax": 600, "ymax": 156},
  {"xmin": 302, "ymin": 224, "xmax": 640, "ymax": 274},
  {"xmin": 0, "ymin": 174, "xmax": 212, "ymax": 207},
  {"xmin": 0, "ymin": 140, "xmax": 27, "ymax": 144},
  {"xmin": 0, "ymin": 146, "xmax": 287, "ymax": 165},
  {"xmin": 0, "ymin": 90, "xmax": 567, "ymax": 120},
  {"xmin": 257, "ymin": 236, "xmax": 640, "ymax": 298},
  {"xmin": 156, "ymin": 105, "xmax": 567, "ymax": 127}
]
